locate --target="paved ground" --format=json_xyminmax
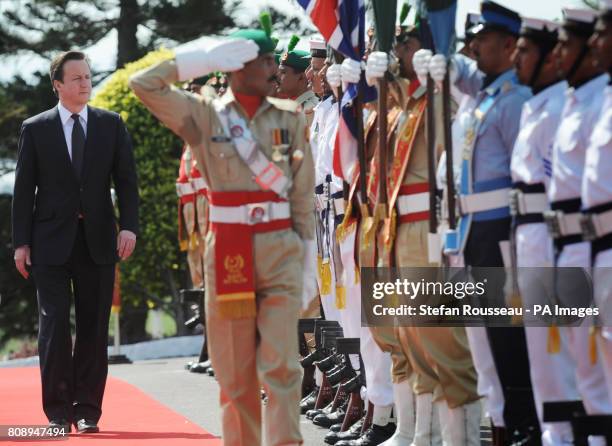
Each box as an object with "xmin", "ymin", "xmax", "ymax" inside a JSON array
[
  {"xmin": 110, "ymin": 356, "xmax": 493, "ymax": 445},
  {"xmin": 109, "ymin": 356, "xmax": 328, "ymax": 445}
]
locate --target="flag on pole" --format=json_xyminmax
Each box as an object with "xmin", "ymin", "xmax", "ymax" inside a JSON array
[
  {"xmin": 297, "ymin": 0, "xmax": 373, "ymax": 183},
  {"xmin": 423, "ymin": 0, "xmax": 457, "ymax": 56}
]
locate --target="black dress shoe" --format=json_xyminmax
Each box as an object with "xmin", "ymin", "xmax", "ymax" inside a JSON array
[
  {"xmin": 75, "ymin": 419, "xmax": 99, "ymax": 434},
  {"xmin": 300, "ymin": 387, "xmax": 319, "ymax": 414},
  {"xmin": 329, "ymin": 423, "xmax": 343, "ymax": 433},
  {"xmin": 189, "ymin": 360, "xmax": 212, "ymax": 373},
  {"xmin": 49, "ymin": 420, "xmax": 71, "ymax": 433},
  {"xmin": 325, "ymin": 418, "xmax": 364, "ymax": 445},
  {"xmin": 335, "ymin": 423, "xmax": 396, "ymax": 446},
  {"xmin": 313, "ymin": 407, "xmax": 347, "ymax": 428}
]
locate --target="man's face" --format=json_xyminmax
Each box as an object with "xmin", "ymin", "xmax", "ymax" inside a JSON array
[
  {"xmin": 553, "ymin": 29, "xmax": 590, "ymax": 81},
  {"xmin": 470, "ymin": 30, "xmax": 515, "ymax": 74},
  {"xmin": 54, "ymin": 59, "xmax": 92, "ymax": 106},
  {"xmin": 277, "ymin": 64, "xmax": 303, "ymax": 97},
  {"xmin": 589, "ymin": 18, "xmax": 612, "ymax": 71},
  {"xmin": 234, "ymin": 53, "xmax": 278, "ymax": 96},
  {"xmin": 512, "ymin": 37, "xmax": 542, "ymax": 85},
  {"xmin": 309, "ymin": 57, "xmax": 326, "ymax": 95},
  {"xmin": 393, "ymin": 37, "xmax": 422, "ymax": 79}
]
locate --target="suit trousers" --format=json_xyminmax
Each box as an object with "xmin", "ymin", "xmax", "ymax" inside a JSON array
[{"xmin": 32, "ymin": 220, "xmax": 115, "ymax": 423}]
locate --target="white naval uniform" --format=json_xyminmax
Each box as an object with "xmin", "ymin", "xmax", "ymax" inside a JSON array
[
  {"xmin": 312, "ymin": 96, "xmax": 342, "ymax": 324},
  {"xmin": 549, "ymin": 74, "xmax": 612, "ymax": 424},
  {"xmin": 319, "ymin": 99, "xmax": 361, "ymax": 370},
  {"xmin": 511, "ymin": 80, "xmax": 581, "ymax": 445},
  {"xmin": 582, "ymin": 82, "xmax": 612, "ymax": 401}
]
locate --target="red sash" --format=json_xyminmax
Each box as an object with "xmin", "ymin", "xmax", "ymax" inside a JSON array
[
  {"xmin": 208, "ymin": 190, "xmax": 291, "ymax": 319},
  {"xmin": 387, "ymin": 97, "xmax": 427, "ymax": 214}
]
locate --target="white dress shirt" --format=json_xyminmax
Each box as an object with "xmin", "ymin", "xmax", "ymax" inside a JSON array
[
  {"xmin": 58, "ymin": 102, "xmax": 88, "ymax": 160},
  {"xmin": 549, "ymin": 74, "xmax": 609, "ymax": 202},
  {"xmin": 582, "ymin": 84, "xmax": 612, "ymax": 209},
  {"xmin": 511, "ymin": 80, "xmax": 567, "ymax": 190}
]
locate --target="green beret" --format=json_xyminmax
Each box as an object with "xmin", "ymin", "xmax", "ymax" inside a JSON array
[
  {"xmin": 230, "ymin": 29, "xmax": 276, "ymax": 54},
  {"xmin": 281, "ymin": 49, "xmax": 311, "ymax": 72}
]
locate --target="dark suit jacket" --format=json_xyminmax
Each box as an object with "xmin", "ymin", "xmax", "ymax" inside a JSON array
[{"xmin": 11, "ymin": 105, "xmax": 139, "ymax": 265}]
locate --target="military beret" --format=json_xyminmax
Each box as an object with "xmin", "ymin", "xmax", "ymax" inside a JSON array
[
  {"xmin": 230, "ymin": 29, "xmax": 276, "ymax": 54},
  {"xmin": 281, "ymin": 49, "xmax": 311, "ymax": 72}
]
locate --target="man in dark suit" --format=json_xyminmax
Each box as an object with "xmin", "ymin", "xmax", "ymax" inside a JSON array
[{"xmin": 11, "ymin": 50, "xmax": 139, "ymax": 434}]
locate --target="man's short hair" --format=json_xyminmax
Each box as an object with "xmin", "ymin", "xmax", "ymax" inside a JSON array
[{"xmin": 49, "ymin": 50, "xmax": 90, "ymax": 95}]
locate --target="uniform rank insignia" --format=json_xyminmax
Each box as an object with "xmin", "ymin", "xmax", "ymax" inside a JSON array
[{"xmin": 272, "ymin": 128, "xmax": 290, "ymax": 162}]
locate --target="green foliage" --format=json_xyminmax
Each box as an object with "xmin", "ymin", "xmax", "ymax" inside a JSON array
[
  {"xmin": 0, "ymin": 73, "xmax": 57, "ymax": 161},
  {"xmin": 0, "ymin": 195, "xmax": 38, "ymax": 348},
  {"xmin": 90, "ymin": 49, "xmax": 187, "ymax": 318}
]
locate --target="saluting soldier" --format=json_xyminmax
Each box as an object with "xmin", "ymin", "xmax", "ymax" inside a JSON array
[
  {"xmin": 583, "ymin": 0, "xmax": 612, "ymax": 402},
  {"xmin": 278, "ymin": 35, "xmax": 319, "ymax": 127},
  {"xmin": 130, "ymin": 27, "xmax": 316, "ymax": 446}
]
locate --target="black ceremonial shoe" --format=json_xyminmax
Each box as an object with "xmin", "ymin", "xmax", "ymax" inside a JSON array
[
  {"xmin": 75, "ymin": 419, "xmax": 99, "ymax": 434},
  {"xmin": 335, "ymin": 423, "xmax": 396, "ymax": 446},
  {"xmin": 325, "ymin": 418, "xmax": 364, "ymax": 445},
  {"xmin": 48, "ymin": 419, "xmax": 71, "ymax": 434},
  {"xmin": 300, "ymin": 387, "xmax": 319, "ymax": 414}
]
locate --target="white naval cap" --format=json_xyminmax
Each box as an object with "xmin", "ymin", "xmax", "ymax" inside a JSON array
[
  {"xmin": 562, "ymin": 7, "xmax": 598, "ymax": 24},
  {"xmin": 309, "ymin": 37, "xmax": 326, "ymax": 51},
  {"xmin": 600, "ymin": 0, "xmax": 612, "ymax": 11},
  {"xmin": 521, "ymin": 17, "xmax": 560, "ymax": 33},
  {"xmin": 309, "ymin": 36, "xmax": 327, "ymax": 58}
]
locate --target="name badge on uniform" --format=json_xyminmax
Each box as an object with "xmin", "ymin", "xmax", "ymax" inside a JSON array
[
  {"xmin": 211, "ymin": 126, "xmax": 231, "ymax": 143},
  {"xmin": 271, "ymin": 128, "xmax": 290, "ymax": 162}
]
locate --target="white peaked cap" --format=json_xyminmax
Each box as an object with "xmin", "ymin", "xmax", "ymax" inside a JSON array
[
  {"xmin": 562, "ymin": 7, "xmax": 598, "ymax": 23},
  {"xmin": 521, "ymin": 17, "xmax": 561, "ymax": 32}
]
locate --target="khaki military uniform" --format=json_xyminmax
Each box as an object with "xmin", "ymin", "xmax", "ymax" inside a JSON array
[
  {"xmin": 389, "ymin": 78, "xmax": 478, "ymax": 408},
  {"xmin": 295, "ymin": 90, "xmax": 319, "ymax": 128},
  {"xmin": 130, "ymin": 59, "xmax": 314, "ymax": 446},
  {"xmin": 177, "ymin": 145, "xmax": 208, "ymax": 288}
]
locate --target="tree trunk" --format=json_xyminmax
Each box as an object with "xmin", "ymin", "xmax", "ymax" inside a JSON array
[{"xmin": 116, "ymin": 0, "xmax": 140, "ymax": 68}]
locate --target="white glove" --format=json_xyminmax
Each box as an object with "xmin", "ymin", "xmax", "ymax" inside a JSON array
[
  {"xmin": 412, "ymin": 49, "xmax": 433, "ymax": 86},
  {"xmin": 341, "ymin": 58, "xmax": 362, "ymax": 84},
  {"xmin": 175, "ymin": 38, "xmax": 259, "ymax": 81},
  {"xmin": 301, "ymin": 239, "xmax": 318, "ymax": 311},
  {"xmin": 429, "ymin": 54, "xmax": 447, "ymax": 89},
  {"xmin": 365, "ymin": 51, "xmax": 388, "ymax": 86},
  {"xmin": 326, "ymin": 63, "xmax": 342, "ymax": 90}
]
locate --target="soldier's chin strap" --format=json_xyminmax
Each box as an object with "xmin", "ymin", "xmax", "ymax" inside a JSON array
[
  {"xmin": 528, "ymin": 41, "xmax": 557, "ymax": 92},
  {"xmin": 565, "ymin": 43, "xmax": 591, "ymax": 86}
]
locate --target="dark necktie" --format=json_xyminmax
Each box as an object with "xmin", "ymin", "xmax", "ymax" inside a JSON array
[{"xmin": 71, "ymin": 113, "xmax": 85, "ymax": 181}]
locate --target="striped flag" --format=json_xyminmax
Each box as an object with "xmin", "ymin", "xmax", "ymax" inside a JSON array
[{"xmin": 297, "ymin": 0, "xmax": 372, "ymax": 183}]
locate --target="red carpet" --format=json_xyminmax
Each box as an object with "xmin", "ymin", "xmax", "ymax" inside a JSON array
[{"xmin": 0, "ymin": 367, "xmax": 222, "ymax": 445}]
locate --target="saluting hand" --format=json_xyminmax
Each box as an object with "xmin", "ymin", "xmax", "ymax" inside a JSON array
[{"xmin": 117, "ymin": 230, "xmax": 136, "ymax": 260}]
